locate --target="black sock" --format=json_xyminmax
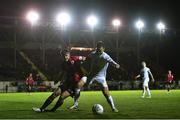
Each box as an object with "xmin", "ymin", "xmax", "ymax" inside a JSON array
[
  {"xmin": 51, "ymin": 99, "xmax": 64, "ymax": 112},
  {"xmin": 74, "ymin": 89, "xmax": 80, "ymax": 100},
  {"xmin": 40, "ymin": 96, "xmax": 54, "ymax": 110}
]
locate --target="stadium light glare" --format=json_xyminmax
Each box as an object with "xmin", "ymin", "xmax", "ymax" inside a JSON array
[
  {"xmin": 56, "ymin": 12, "xmax": 71, "ymax": 26},
  {"xmin": 86, "ymin": 15, "xmax": 98, "ymax": 28},
  {"xmin": 157, "ymin": 22, "xmax": 165, "ymax": 30},
  {"xmin": 112, "ymin": 19, "xmax": 121, "ymax": 27},
  {"xmin": 135, "ymin": 20, "xmax": 144, "ymax": 29},
  {"xmin": 26, "ymin": 10, "xmax": 40, "ymax": 25}
]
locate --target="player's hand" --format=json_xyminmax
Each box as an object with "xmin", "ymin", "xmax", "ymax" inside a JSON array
[
  {"xmin": 116, "ymin": 64, "xmax": 120, "ymax": 69},
  {"xmin": 152, "ymin": 79, "xmax": 155, "ymax": 82}
]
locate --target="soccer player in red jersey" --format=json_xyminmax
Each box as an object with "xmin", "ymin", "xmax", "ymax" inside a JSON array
[
  {"xmin": 165, "ymin": 70, "xmax": 174, "ymax": 92},
  {"xmin": 25, "ymin": 73, "xmax": 34, "ymax": 94},
  {"xmin": 32, "ymin": 50, "xmax": 87, "ymax": 112}
]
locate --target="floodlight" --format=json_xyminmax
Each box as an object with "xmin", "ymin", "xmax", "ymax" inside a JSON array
[
  {"xmin": 26, "ymin": 10, "xmax": 39, "ymax": 25},
  {"xmin": 87, "ymin": 15, "xmax": 98, "ymax": 27},
  {"xmin": 56, "ymin": 12, "xmax": 71, "ymax": 26},
  {"xmin": 136, "ymin": 20, "xmax": 144, "ymax": 29},
  {"xmin": 112, "ymin": 19, "xmax": 121, "ymax": 27}
]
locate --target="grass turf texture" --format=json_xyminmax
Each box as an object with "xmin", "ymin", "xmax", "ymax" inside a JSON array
[{"xmin": 0, "ymin": 90, "xmax": 180, "ymax": 119}]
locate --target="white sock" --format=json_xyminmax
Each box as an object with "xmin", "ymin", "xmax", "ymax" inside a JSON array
[
  {"xmin": 107, "ymin": 96, "xmax": 115, "ymax": 110},
  {"xmin": 74, "ymin": 98, "xmax": 79, "ymax": 106},
  {"xmin": 147, "ymin": 87, "xmax": 151, "ymax": 96}
]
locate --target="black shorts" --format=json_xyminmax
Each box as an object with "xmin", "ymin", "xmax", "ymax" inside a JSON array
[
  {"xmin": 166, "ymin": 81, "xmax": 173, "ymax": 85},
  {"xmin": 27, "ymin": 85, "xmax": 33, "ymax": 88},
  {"xmin": 58, "ymin": 84, "xmax": 75, "ymax": 97}
]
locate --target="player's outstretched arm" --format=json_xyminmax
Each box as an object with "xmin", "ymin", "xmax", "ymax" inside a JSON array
[
  {"xmin": 148, "ymin": 70, "xmax": 155, "ymax": 82},
  {"xmin": 135, "ymin": 75, "xmax": 140, "ymax": 80},
  {"xmin": 105, "ymin": 54, "xmax": 120, "ymax": 69}
]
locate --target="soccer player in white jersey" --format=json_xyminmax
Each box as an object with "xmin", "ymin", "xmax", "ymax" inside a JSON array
[
  {"xmin": 135, "ymin": 61, "xmax": 155, "ymax": 98},
  {"xmin": 88, "ymin": 41, "xmax": 120, "ymax": 112}
]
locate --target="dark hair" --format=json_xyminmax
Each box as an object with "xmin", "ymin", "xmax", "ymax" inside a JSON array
[{"xmin": 97, "ymin": 41, "xmax": 105, "ymax": 48}]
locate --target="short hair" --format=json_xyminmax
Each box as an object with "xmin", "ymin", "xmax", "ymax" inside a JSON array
[
  {"xmin": 141, "ymin": 61, "xmax": 146, "ymax": 66},
  {"xmin": 168, "ymin": 70, "xmax": 171, "ymax": 72},
  {"xmin": 97, "ymin": 41, "xmax": 105, "ymax": 48},
  {"xmin": 141, "ymin": 61, "xmax": 146, "ymax": 64}
]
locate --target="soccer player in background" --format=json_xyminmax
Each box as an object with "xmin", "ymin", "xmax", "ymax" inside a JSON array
[
  {"xmin": 87, "ymin": 41, "xmax": 120, "ymax": 112},
  {"xmin": 165, "ymin": 70, "xmax": 174, "ymax": 92},
  {"xmin": 135, "ymin": 61, "xmax": 155, "ymax": 98},
  {"xmin": 25, "ymin": 73, "xmax": 34, "ymax": 95},
  {"xmin": 32, "ymin": 50, "xmax": 87, "ymax": 112}
]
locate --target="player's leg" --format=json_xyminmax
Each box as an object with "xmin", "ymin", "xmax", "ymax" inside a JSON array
[
  {"xmin": 98, "ymin": 78, "xmax": 118, "ymax": 112},
  {"xmin": 70, "ymin": 76, "xmax": 87, "ymax": 110},
  {"xmin": 27, "ymin": 85, "xmax": 29, "ymax": 93},
  {"xmin": 142, "ymin": 80, "xmax": 149, "ymax": 98},
  {"xmin": 145, "ymin": 81, "xmax": 151, "ymax": 98},
  {"xmin": 28, "ymin": 85, "xmax": 31, "ymax": 94},
  {"xmin": 169, "ymin": 82, "xmax": 173, "ymax": 92},
  {"xmin": 169, "ymin": 83, "xmax": 172, "ymax": 92},
  {"xmin": 101, "ymin": 86, "xmax": 118, "ymax": 112},
  {"xmin": 167, "ymin": 83, "xmax": 170, "ymax": 92},
  {"xmin": 41, "ymin": 88, "xmax": 61, "ymax": 111},
  {"xmin": 146, "ymin": 86, "xmax": 151, "ymax": 98},
  {"xmin": 26, "ymin": 85, "xmax": 28, "ymax": 94},
  {"xmin": 142, "ymin": 84, "xmax": 146, "ymax": 98},
  {"xmin": 50, "ymin": 90, "xmax": 71, "ymax": 112},
  {"xmin": 29, "ymin": 85, "xmax": 33, "ymax": 94},
  {"xmin": 32, "ymin": 87, "xmax": 61, "ymax": 112}
]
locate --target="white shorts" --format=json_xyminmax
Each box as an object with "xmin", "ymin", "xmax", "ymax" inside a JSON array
[
  {"xmin": 81, "ymin": 76, "xmax": 87, "ymax": 83},
  {"xmin": 143, "ymin": 79, "xmax": 149, "ymax": 87},
  {"xmin": 89, "ymin": 76, "xmax": 108, "ymax": 87}
]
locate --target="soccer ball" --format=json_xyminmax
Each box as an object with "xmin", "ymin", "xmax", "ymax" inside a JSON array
[{"xmin": 92, "ymin": 104, "xmax": 104, "ymax": 114}]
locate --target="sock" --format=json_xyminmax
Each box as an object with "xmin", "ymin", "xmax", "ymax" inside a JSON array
[
  {"xmin": 40, "ymin": 96, "xmax": 54, "ymax": 110},
  {"xmin": 51, "ymin": 98, "xmax": 64, "ymax": 112},
  {"xmin": 147, "ymin": 87, "xmax": 151, "ymax": 96},
  {"xmin": 74, "ymin": 98, "xmax": 79, "ymax": 107},
  {"xmin": 106, "ymin": 95, "xmax": 115, "ymax": 110},
  {"xmin": 74, "ymin": 88, "xmax": 80, "ymax": 107}
]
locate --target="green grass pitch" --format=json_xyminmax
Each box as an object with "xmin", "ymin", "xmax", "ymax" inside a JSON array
[{"xmin": 0, "ymin": 90, "xmax": 180, "ymax": 119}]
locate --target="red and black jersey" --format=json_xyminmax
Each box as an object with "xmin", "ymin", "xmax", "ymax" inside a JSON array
[
  {"xmin": 61, "ymin": 56, "xmax": 84, "ymax": 84},
  {"xmin": 26, "ymin": 76, "xmax": 34, "ymax": 86},
  {"xmin": 166, "ymin": 73, "xmax": 173, "ymax": 83}
]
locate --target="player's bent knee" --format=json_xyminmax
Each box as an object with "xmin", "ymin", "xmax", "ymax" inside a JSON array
[{"xmin": 61, "ymin": 91, "xmax": 71, "ymax": 99}]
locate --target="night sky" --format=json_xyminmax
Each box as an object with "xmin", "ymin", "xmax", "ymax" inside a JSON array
[{"xmin": 0, "ymin": 0, "xmax": 180, "ymax": 77}]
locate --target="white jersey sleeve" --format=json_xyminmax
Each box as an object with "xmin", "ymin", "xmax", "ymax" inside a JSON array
[{"xmin": 104, "ymin": 53, "xmax": 118, "ymax": 66}]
